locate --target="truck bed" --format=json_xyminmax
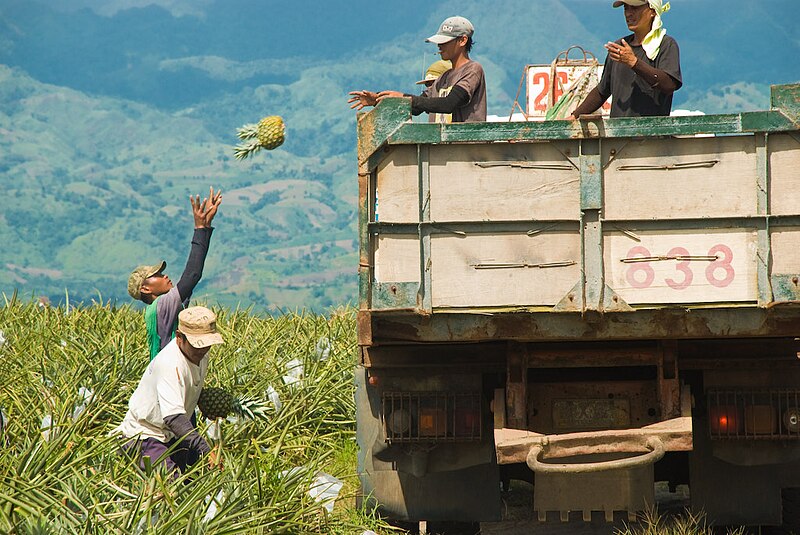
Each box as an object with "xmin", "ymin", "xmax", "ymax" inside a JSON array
[{"xmin": 357, "ymin": 84, "xmax": 800, "ymax": 345}]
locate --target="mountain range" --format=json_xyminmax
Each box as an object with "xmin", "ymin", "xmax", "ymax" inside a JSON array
[{"xmin": 0, "ymin": 0, "xmax": 798, "ymax": 311}]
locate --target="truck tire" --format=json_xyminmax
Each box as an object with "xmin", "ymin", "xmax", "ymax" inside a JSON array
[
  {"xmin": 386, "ymin": 520, "xmax": 480, "ymax": 535},
  {"xmin": 425, "ymin": 521, "xmax": 481, "ymax": 535},
  {"xmin": 782, "ymin": 488, "xmax": 800, "ymax": 533}
]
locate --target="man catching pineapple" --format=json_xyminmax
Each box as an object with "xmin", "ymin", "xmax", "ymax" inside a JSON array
[
  {"xmin": 127, "ymin": 187, "xmax": 222, "ymax": 361},
  {"xmin": 113, "ymin": 306, "xmax": 224, "ymax": 474}
]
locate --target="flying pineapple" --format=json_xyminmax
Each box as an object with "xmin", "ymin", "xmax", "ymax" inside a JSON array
[
  {"xmin": 198, "ymin": 387, "xmax": 270, "ymax": 421},
  {"xmin": 234, "ymin": 115, "xmax": 286, "ymax": 160}
]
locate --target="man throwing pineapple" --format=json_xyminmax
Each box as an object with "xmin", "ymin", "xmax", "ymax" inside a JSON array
[
  {"xmin": 113, "ymin": 306, "xmax": 223, "ymax": 474},
  {"xmin": 348, "ymin": 16, "xmax": 486, "ymax": 123}
]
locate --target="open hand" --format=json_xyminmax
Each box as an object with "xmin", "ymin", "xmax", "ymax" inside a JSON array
[
  {"xmin": 347, "ymin": 90, "xmax": 379, "ymax": 110},
  {"xmin": 191, "ymin": 186, "xmax": 223, "ymax": 228},
  {"xmin": 604, "ymin": 40, "xmax": 637, "ymax": 68}
]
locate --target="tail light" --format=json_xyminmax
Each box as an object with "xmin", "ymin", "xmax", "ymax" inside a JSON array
[
  {"xmin": 744, "ymin": 405, "xmax": 778, "ymax": 435},
  {"xmin": 382, "ymin": 392, "xmax": 482, "ymax": 443},
  {"xmin": 418, "ymin": 407, "xmax": 447, "ymax": 437},
  {"xmin": 454, "ymin": 406, "xmax": 480, "ymax": 438},
  {"xmin": 709, "ymin": 405, "xmax": 742, "ymax": 435},
  {"xmin": 387, "ymin": 409, "xmax": 411, "ymax": 435},
  {"xmin": 707, "ymin": 390, "xmax": 800, "ymax": 440}
]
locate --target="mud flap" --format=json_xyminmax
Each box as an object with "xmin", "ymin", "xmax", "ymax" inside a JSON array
[{"xmin": 355, "ymin": 367, "xmax": 501, "ymax": 522}]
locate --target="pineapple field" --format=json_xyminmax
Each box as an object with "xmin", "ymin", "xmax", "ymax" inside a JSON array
[
  {"xmin": 0, "ymin": 295, "xmax": 391, "ymax": 534},
  {"xmin": 0, "ymin": 296, "xmax": 756, "ymax": 535}
]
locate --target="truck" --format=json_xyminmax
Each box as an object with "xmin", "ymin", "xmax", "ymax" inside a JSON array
[{"xmin": 354, "ymin": 82, "xmax": 800, "ymax": 532}]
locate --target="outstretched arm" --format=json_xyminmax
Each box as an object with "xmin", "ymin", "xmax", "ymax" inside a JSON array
[
  {"xmin": 372, "ymin": 87, "xmax": 469, "ymax": 117},
  {"xmin": 406, "ymin": 86, "xmax": 469, "ymax": 115},
  {"xmin": 177, "ymin": 187, "xmax": 222, "ymax": 301}
]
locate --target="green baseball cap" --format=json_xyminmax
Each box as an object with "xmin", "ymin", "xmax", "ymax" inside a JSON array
[{"xmin": 127, "ymin": 261, "xmax": 166, "ymax": 300}]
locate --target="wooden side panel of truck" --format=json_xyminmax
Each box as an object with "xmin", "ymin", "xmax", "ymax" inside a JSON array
[{"xmin": 355, "ymin": 84, "xmax": 800, "ymax": 528}]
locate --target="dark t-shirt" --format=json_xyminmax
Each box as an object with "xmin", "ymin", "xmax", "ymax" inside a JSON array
[
  {"xmin": 598, "ymin": 34, "xmax": 682, "ymax": 117},
  {"xmin": 423, "ymin": 60, "xmax": 487, "ymax": 123}
]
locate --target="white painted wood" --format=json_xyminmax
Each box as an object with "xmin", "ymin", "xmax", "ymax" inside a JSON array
[
  {"xmin": 604, "ymin": 229, "xmax": 758, "ymax": 304},
  {"xmin": 375, "ymin": 145, "xmax": 419, "ymax": 223},
  {"xmin": 374, "ymin": 235, "xmax": 420, "ymax": 283},
  {"xmin": 769, "ymin": 134, "xmax": 800, "ymax": 216},
  {"xmin": 430, "ymin": 232, "xmax": 580, "ymax": 307},
  {"xmin": 770, "ymin": 227, "xmax": 800, "ymax": 274},
  {"xmin": 604, "ymin": 136, "xmax": 758, "ymax": 220},
  {"xmin": 428, "ymin": 143, "xmax": 581, "ymax": 222}
]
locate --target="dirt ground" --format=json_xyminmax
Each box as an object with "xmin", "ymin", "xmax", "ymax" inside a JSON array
[{"xmin": 480, "ymin": 481, "xmax": 691, "ymax": 535}]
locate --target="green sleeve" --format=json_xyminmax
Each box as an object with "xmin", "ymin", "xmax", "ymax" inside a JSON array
[{"xmin": 144, "ymin": 299, "xmax": 161, "ymax": 361}]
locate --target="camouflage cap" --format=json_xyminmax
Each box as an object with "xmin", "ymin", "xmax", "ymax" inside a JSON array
[
  {"xmin": 127, "ymin": 261, "xmax": 166, "ymax": 300},
  {"xmin": 178, "ymin": 306, "xmax": 224, "ymax": 348}
]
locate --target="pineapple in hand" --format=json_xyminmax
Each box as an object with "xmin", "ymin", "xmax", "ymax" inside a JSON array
[
  {"xmin": 234, "ymin": 116, "xmax": 286, "ymax": 160},
  {"xmin": 197, "ymin": 387, "xmax": 270, "ymax": 422},
  {"xmin": 198, "ymin": 387, "xmax": 270, "ymax": 470}
]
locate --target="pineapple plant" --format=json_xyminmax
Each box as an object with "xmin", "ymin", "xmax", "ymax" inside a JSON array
[{"xmin": 234, "ymin": 115, "xmax": 286, "ymax": 160}]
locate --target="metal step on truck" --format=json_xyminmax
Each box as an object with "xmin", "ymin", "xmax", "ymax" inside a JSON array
[{"xmin": 354, "ymin": 82, "xmax": 800, "ymax": 532}]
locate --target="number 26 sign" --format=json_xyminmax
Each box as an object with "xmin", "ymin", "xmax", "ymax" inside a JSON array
[{"xmin": 526, "ymin": 65, "xmax": 612, "ymax": 118}]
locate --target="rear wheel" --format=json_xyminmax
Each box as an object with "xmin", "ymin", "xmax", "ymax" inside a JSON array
[
  {"xmin": 782, "ymin": 488, "xmax": 800, "ymax": 533},
  {"xmin": 387, "ymin": 520, "xmax": 481, "ymax": 535},
  {"xmin": 426, "ymin": 521, "xmax": 481, "ymax": 535}
]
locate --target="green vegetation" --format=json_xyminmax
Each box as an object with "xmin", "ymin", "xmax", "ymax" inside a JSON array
[
  {"xmin": 0, "ymin": 297, "xmax": 767, "ymax": 534},
  {"xmin": 616, "ymin": 509, "xmax": 745, "ymax": 535},
  {"xmin": 0, "ymin": 295, "xmax": 391, "ymax": 534}
]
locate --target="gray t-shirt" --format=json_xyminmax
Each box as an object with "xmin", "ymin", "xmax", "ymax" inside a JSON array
[
  {"xmin": 598, "ymin": 34, "xmax": 682, "ymax": 117},
  {"xmin": 156, "ymin": 287, "xmax": 188, "ymax": 351},
  {"xmin": 424, "ymin": 60, "xmax": 487, "ymax": 123}
]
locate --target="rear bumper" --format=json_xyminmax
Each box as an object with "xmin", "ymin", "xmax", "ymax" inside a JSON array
[{"xmin": 494, "ymin": 416, "xmax": 693, "ymax": 465}]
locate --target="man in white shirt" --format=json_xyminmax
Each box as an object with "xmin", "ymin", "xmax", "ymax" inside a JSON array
[{"xmin": 114, "ymin": 306, "xmax": 223, "ymax": 474}]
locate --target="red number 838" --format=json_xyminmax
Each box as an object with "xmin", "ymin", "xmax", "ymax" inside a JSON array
[{"xmin": 624, "ymin": 244, "xmax": 735, "ymax": 290}]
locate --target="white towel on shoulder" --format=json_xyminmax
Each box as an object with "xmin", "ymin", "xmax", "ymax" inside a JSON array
[{"xmin": 642, "ymin": 0, "xmax": 671, "ymax": 60}]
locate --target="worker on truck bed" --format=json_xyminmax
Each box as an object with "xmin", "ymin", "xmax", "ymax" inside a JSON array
[
  {"xmin": 348, "ymin": 16, "xmax": 487, "ymax": 123},
  {"xmin": 570, "ymin": 0, "xmax": 681, "ymax": 118},
  {"xmin": 417, "ymin": 59, "xmax": 452, "ymax": 89},
  {"xmin": 416, "ymin": 59, "xmax": 453, "ymax": 122}
]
